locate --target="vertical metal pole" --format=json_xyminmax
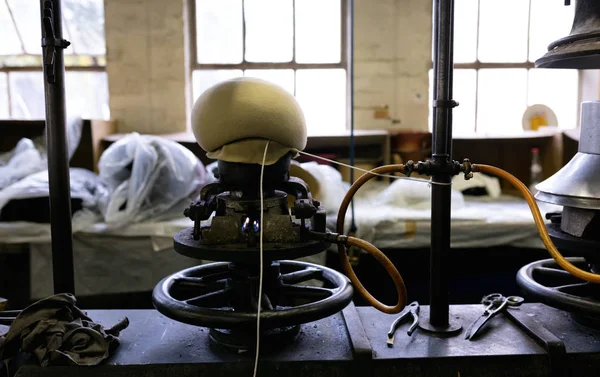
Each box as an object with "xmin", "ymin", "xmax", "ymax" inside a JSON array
[
  {"xmin": 348, "ymin": 0, "xmax": 356, "ymax": 232},
  {"xmin": 40, "ymin": 0, "xmax": 75, "ymax": 294},
  {"xmin": 420, "ymin": 0, "xmax": 461, "ymax": 334}
]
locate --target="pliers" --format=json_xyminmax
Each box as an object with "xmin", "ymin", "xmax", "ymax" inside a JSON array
[{"xmin": 387, "ymin": 301, "xmax": 419, "ymax": 347}]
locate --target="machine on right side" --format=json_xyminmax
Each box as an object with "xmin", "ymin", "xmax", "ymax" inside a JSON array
[{"xmin": 516, "ymin": 0, "xmax": 600, "ymax": 325}]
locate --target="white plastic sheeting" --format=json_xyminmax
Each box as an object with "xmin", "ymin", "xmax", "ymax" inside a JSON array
[
  {"xmin": 0, "ymin": 117, "xmax": 82, "ymax": 190},
  {"xmin": 97, "ymin": 132, "xmax": 208, "ymax": 227}
]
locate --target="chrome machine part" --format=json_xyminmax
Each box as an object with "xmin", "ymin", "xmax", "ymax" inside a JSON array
[{"xmin": 536, "ymin": 101, "xmax": 600, "ymax": 211}]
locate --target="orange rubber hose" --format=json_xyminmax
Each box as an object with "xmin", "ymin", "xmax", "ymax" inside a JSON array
[
  {"xmin": 337, "ymin": 165, "xmax": 408, "ymax": 314},
  {"xmin": 473, "ymin": 164, "xmax": 600, "ymax": 284}
]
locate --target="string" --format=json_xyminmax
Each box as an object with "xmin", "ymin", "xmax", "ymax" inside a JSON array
[
  {"xmin": 295, "ymin": 150, "xmax": 453, "ymax": 186},
  {"xmin": 252, "ymin": 140, "xmax": 270, "ymax": 377}
]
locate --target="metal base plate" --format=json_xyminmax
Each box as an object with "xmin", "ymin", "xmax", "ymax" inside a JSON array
[
  {"xmin": 417, "ymin": 306, "xmax": 463, "ymax": 335},
  {"xmin": 11, "ymin": 304, "xmax": 600, "ymax": 377},
  {"xmin": 174, "ymin": 228, "xmax": 329, "ymax": 263},
  {"xmin": 209, "ymin": 325, "xmax": 301, "ymax": 352}
]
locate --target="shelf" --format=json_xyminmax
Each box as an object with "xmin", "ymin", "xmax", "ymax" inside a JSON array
[
  {"xmin": 453, "ymin": 127, "xmax": 560, "ymax": 140},
  {"xmin": 563, "ymin": 127, "xmax": 580, "ymax": 142},
  {"xmin": 102, "ymin": 130, "xmax": 391, "ymax": 166}
]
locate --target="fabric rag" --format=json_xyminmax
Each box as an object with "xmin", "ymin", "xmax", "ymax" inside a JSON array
[{"xmin": 0, "ymin": 293, "xmax": 128, "ymax": 367}]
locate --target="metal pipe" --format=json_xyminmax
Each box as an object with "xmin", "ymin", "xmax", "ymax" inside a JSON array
[
  {"xmin": 40, "ymin": 0, "xmax": 75, "ymax": 294},
  {"xmin": 348, "ymin": 0, "xmax": 357, "ymax": 234},
  {"xmin": 429, "ymin": 0, "xmax": 455, "ymax": 327}
]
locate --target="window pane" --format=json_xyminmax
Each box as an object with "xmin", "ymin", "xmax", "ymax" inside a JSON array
[
  {"xmin": 62, "ymin": 0, "xmax": 106, "ymax": 55},
  {"xmin": 477, "ymin": 69, "xmax": 527, "ymax": 134},
  {"xmin": 529, "ymin": 0, "xmax": 574, "ymax": 62},
  {"xmin": 296, "ymin": 69, "xmax": 346, "ymax": 135},
  {"xmin": 6, "ymin": 0, "xmax": 41, "ymax": 55},
  {"xmin": 0, "ymin": 1, "xmax": 23, "ymax": 55},
  {"xmin": 453, "ymin": 69, "xmax": 477, "ymax": 135},
  {"xmin": 453, "ymin": 0, "xmax": 478, "ymax": 63},
  {"xmin": 196, "ymin": 0, "xmax": 243, "ymax": 64},
  {"xmin": 295, "ymin": 0, "xmax": 341, "ymax": 63},
  {"xmin": 244, "ymin": 0, "xmax": 293, "ymax": 62},
  {"xmin": 0, "ymin": 73, "xmax": 9, "ymax": 118},
  {"xmin": 192, "ymin": 70, "xmax": 243, "ymax": 102},
  {"xmin": 244, "ymin": 69, "xmax": 294, "ymax": 95},
  {"xmin": 478, "ymin": 0, "xmax": 529, "ymax": 63},
  {"xmin": 528, "ymin": 69, "xmax": 578, "ymax": 129},
  {"xmin": 65, "ymin": 72, "xmax": 110, "ymax": 120},
  {"xmin": 9, "ymin": 72, "xmax": 45, "ymax": 119}
]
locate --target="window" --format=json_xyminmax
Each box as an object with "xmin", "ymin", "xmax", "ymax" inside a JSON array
[
  {"xmin": 190, "ymin": 0, "xmax": 348, "ymax": 135},
  {"xmin": 429, "ymin": 0, "xmax": 579, "ymax": 135},
  {"xmin": 0, "ymin": 0, "xmax": 108, "ymax": 120}
]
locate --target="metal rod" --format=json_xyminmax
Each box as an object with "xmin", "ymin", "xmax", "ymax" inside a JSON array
[
  {"xmin": 429, "ymin": 0, "xmax": 455, "ymax": 327},
  {"xmin": 40, "ymin": 0, "xmax": 75, "ymax": 295},
  {"xmin": 348, "ymin": 0, "xmax": 356, "ymax": 233}
]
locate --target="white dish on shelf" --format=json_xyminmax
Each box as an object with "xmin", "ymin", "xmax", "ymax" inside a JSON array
[{"xmin": 522, "ymin": 104, "xmax": 558, "ymax": 131}]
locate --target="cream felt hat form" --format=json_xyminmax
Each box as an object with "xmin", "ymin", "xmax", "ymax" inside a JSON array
[{"xmin": 191, "ymin": 77, "xmax": 307, "ymax": 165}]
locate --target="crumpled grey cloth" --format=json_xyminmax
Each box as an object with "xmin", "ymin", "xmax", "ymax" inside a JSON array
[{"xmin": 0, "ymin": 293, "xmax": 129, "ymax": 367}]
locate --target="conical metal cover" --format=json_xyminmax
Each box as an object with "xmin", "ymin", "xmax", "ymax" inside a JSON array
[{"xmin": 535, "ymin": 101, "xmax": 600, "ymax": 209}]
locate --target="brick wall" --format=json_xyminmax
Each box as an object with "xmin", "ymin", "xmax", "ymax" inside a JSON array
[
  {"xmin": 104, "ymin": 0, "xmax": 432, "ymax": 134},
  {"xmin": 354, "ymin": 0, "xmax": 432, "ymax": 131},
  {"xmin": 104, "ymin": 0, "xmax": 189, "ymax": 134}
]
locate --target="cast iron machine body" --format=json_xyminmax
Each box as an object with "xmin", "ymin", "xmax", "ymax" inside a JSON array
[{"xmin": 152, "ymin": 154, "xmax": 354, "ymax": 351}]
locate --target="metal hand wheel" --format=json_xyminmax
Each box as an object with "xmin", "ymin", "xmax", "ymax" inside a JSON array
[
  {"xmin": 517, "ymin": 257, "xmax": 600, "ymax": 317},
  {"xmin": 152, "ymin": 260, "xmax": 353, "ymax": 330}
]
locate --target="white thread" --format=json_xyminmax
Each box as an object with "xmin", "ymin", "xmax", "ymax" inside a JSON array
[
  {"xmin": 295, "ymin": 150, "xmax": 453, "ymax": 186},
  {"xmin": 253, "ymin": 140, "xmax": 270, "ymax": 377}
]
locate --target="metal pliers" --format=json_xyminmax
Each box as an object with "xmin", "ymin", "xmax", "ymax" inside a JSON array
[{"xmin": 387, "ymin": 301, "xmax": 419, "ymax": 347}]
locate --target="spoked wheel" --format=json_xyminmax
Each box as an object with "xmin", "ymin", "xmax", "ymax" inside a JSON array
[
  {"xmin": 517, "ymin": 257, "xmax": 600, "ymax": 317},
  {"xmin": 152, "ymin": 260, "xmax": 353, "ymax": 331}
]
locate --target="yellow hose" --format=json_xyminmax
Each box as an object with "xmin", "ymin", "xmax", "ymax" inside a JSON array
[
  {"xmin": 472, "ymin": 164, "xmax": 600, "ymax": 284},
  {"xmin": 337, "ymin": 164, "xmax": 408, "ymax": 314}
]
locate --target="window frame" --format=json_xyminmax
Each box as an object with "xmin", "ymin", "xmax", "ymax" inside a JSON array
[
  {"xmin": 0, "ymin": 0, "xmax": 106, "ymax": 119},
  {"xmin": 0, "ymin": 65, "xmax": 105, "ymax": 118},
  {"xmin": 187, "ymin": 0, "xmax": 351, "ymax": 131},
  {"xmin": 445, "ymin": 0, "xmax": 582, "ymax": 133}
]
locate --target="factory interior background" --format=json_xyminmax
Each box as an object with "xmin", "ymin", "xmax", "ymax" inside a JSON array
[
  {"xmin": 1, "ymin": 0, "xmax": 600, "ymax": 375},
  {"xmin": 0, "ymin": 0, "xmax": 591, "ymax": 314}
]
